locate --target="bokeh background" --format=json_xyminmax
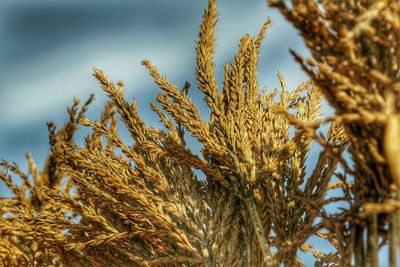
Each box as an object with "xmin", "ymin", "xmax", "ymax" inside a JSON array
[
  {"xmin": 0, "ymin": 0, "xmax": 353, "ymax": 265},
  {"xmin": 0, "ymin": 0, "xmax": 310, "ymax": 170}
]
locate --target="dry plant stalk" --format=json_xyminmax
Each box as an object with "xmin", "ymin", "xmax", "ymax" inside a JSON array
[
  {"xmin": 0, "ymin": 0, "xmax": 397, "ymax": 266},
  {"xmin": 269, "ymin": 0, "xmax": 400, "ymax": 266}
]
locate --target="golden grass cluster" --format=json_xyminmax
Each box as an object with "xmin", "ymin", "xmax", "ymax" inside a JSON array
[
  {"xmin": 269, "ymin": 0, "xmax": 400, "ymax": 266},
  {"xmin": 0, "ymin": 0, "xmax": 399, "ymax": 266}
]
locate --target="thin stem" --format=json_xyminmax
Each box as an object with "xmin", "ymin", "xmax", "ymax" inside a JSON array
[
  {"xmin": 369, "ymin": 214, "xmax": 378, "ymax": 267},
  {"xmin": 235, "ymin": 174, "xmax": 275, "ymax": 266},
  {"xmin": 390, "ymin": 211, "xmax": 399, "ymax": 267},
  {"xmin": 354, "ymin": 225, "xmax": 365, "ymax": 267}
]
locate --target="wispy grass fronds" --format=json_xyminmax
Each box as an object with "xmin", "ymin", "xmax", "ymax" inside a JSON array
[
  {"xmin": 2, "ymin": 0, "xmax": 398, "ymax": 266},
  {"xmin": 269, "ymin": 0, "xmax": 400, "ymax": 266}
]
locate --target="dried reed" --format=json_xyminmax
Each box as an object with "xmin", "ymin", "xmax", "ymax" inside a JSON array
[{"xmin": 0, "ymin": 0, "xmax": 398, "ymax": 266}]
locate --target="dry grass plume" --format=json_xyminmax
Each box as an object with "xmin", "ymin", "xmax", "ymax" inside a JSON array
[{"xmin": 0, "ymin": 0, "xmax": 399, "ymax": 266}]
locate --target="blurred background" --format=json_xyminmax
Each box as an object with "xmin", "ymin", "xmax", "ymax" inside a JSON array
[
  {"xmin": 0, "ymin": 0, "xmax": 337, "ymax": 264},
  {"xmin": 0, "ymin": 0, "xmax": 310, "ymax": 170}
]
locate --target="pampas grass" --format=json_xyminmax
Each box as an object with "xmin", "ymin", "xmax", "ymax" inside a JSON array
[{"xmin": 0, "ymin": 0, "xmax": 399, "ymax": 266}]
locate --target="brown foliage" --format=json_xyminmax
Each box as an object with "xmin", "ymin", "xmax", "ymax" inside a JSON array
[
  {"xmin": 0, "ymin": 0, "xmax": 398, "ymax": 266},
  {"xmin": 269, "ymin": 0, "xmax": 400, "ymax": 266}
]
